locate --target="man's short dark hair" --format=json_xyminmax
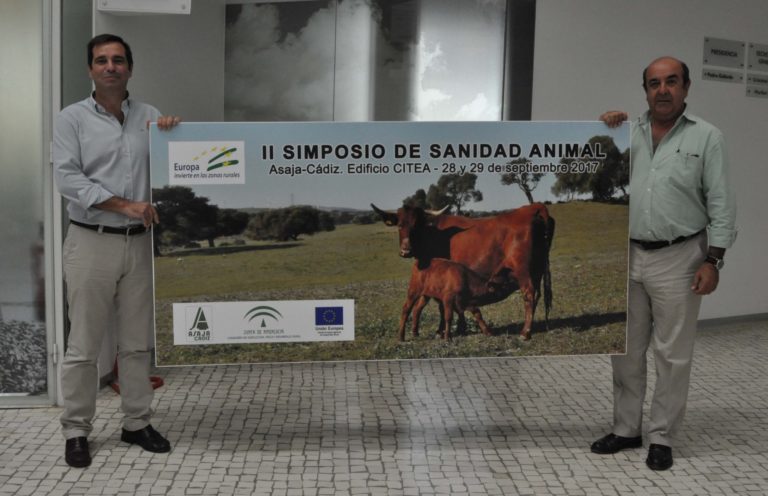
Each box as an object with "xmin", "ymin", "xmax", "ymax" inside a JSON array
[
  {"xmin": 642, "ymin": 58, "xmax": 689, "ymax": 91},
  {"xmin": 87, "ymin": 34, "xmax": 133, "ymax": 70}
]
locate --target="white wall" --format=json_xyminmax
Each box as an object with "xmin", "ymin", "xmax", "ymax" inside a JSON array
[
  {"xmin": 95, "ymin": 0, "xmax": 225, "ymax": 121},
  {"xmin": 533, "ymin": 0, "xmax": 768, "ymax": 320}
]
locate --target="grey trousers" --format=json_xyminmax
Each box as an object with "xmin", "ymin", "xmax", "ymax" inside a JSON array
[
  {"xmin": 60, "ymin": 225, "xmax": 155, "ymax": 439},
  {"xmin": 611, "ymin": 231, "xmax": 707, "ymax": 447}
]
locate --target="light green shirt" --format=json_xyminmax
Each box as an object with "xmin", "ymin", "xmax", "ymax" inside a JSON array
[{"xmin": 629, "ymin": 108, "xmax": 737, "ymax": 248}]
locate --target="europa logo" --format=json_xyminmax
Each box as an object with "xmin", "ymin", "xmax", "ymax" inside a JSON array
[
  {"xmin": 193, "ymin": 145, "xmax": 240, "ymax": 171},
  {"xmin": 244, "ymin": 305, "xmax": 283, "ymax": 328},
  {"xmin": 168, "ymin": 140, "xmax": 246, "ymax": 185}
]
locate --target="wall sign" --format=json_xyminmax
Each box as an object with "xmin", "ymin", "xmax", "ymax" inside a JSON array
[
  {"xmin": 702, "ymin": 68, "xmax": 744, "ymax": 84},
  {"xmin": 746, "ymin": 86, "xmax": 768, "ymax": 99},
  {"xmin": 748, "ymin": 43, "xmax": 768, "ymax": 72},
  {"xmin": 747, "ymin": 73, "xmax": 768, "ymax": 86},
  {"xmin": 703, "ymin": 37, "xmax": 745, "ymax": 69},
  {"xmin": 703, "ymin": 37, "xmax": 768, "ymax": 100}
]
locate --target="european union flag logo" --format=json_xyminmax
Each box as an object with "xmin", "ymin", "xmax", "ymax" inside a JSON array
[{"xmin": 315, "ymin": 306, "xmax": 343, "ymax": 326}]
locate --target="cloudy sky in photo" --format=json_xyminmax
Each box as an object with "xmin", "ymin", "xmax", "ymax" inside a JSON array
[{"xmin": 224, "ymin": 0, "xmax": 506, "ymax": 121}]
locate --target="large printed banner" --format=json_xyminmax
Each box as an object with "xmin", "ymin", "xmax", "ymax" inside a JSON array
[{"xmin": 150, "ymin": 121, "xmax": 629, "ymax": 366}]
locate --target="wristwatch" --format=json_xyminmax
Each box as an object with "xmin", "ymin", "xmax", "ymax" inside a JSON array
[{"xmin": 705, "ymin": 255, "xmax": 724, "ymax": 270}]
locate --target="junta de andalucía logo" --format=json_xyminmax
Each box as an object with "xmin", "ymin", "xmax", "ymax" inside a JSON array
[{"xmin": 244, "ymin": 305, "xmax": 283, "ymax": 328}]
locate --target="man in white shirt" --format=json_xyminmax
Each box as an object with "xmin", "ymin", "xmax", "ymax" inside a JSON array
[{"xmin": 53, "ymin": 33, "xmax": 180, "ymax": 468}]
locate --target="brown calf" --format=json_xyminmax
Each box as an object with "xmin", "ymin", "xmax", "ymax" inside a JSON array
[{"xmin": 399, "ymin": 258, "xmax": 513, "ymax": 341}]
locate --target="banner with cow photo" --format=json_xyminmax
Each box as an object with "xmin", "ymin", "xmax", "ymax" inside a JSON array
[{"xmin": 150, "ymin": 121, "xmax": 629, "ymax": 366}]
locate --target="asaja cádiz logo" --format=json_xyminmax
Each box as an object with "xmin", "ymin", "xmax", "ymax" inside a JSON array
[{"xmin": 187, "ymin": 306, "xmax": 211, "ymax": 342}]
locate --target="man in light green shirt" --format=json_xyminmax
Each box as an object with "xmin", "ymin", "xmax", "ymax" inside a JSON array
[
  {"xmin": 629, "ymin": 102, "xmax": 736, "ymax": 250},
  {"xmin": 590, "ymin": 56, "xmax": 736, "ymax": 471}
]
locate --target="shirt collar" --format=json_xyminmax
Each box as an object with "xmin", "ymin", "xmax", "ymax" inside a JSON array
[
  {"xmin": 89, "ymin": 91, "xmax": 131, "ymax": 115},
  {"xmin": 639, "ymin": 104, "xmax": 696, "ymax": 130}
]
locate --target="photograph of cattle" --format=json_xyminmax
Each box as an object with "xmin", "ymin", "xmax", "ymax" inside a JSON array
[
  {"xmin": 372, "ymin": 203, "xmax": 554, "ymax": 342},
  {"xmin": 151, "ymin": 121, "xmax": 629, "ymax": 366}
]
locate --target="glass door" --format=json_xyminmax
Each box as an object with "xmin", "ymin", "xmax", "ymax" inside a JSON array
[{"xmin": 0, "ymin": 0, "xmax": 55, "ymax": 406}]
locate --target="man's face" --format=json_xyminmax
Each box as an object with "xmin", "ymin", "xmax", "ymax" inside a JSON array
[
  {"xmin": 88, "ymin": 42, "xmax": 131, "ymax": 93},
  {"xmin": 644, "ymin": 58, "xmax": 689, "ymax": 124}
]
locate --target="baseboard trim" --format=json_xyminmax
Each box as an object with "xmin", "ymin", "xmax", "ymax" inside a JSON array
[{"xmin": 699, "ymin": 312, "xmax": 768, "ymax": 328}]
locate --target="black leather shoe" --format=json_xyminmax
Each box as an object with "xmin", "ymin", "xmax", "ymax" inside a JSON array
[
  {"xmin": 590, "ymin": 433, "xmax": 643, "ymax": 454},
  {"xmin": 65, "ymin": 437, "xmax": 91, "ymax": 468},
  {"xmin": 121, "ymin": 425, "xmax": 171, "ymax": 453},
  {"xmin": 646, "ymin": 443, "xmax": 673, "ymax": 470}
]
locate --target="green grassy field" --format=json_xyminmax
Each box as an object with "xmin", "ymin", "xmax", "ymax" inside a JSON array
[{"xmin": 154, "ymin": 201, "xmax": 628, "ymax": 365}]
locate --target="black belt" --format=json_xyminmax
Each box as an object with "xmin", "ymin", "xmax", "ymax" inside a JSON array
[
  {"xmin": 630, "ymin": 230, "xmax": 703, "ymax": 250},
  {"xmin": 70, "ymin": 220, "xmax": 148, "ymax": 236}
]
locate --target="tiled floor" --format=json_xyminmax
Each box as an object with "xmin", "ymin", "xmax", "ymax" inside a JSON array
[{"xmin": 1, "ymin": 318, "xmax": 766, "ymax": 495}]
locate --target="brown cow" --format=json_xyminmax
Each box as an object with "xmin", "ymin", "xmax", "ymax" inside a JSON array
[
  {"xmin": 401, "ymin": 259, "xmax": 514, "ymax": 341},
  {"xmin": 372, "ymin": 202, "xmax": 554, "ymax": 340}
]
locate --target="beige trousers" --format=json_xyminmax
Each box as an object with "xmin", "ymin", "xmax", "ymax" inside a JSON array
[
  {"xmin": 60, "ymin": 225, "xmax": 155, "ymax": 439},
  {"xmin": 611, "ymin": 231, "xmax": 707, "ymax": 447}
]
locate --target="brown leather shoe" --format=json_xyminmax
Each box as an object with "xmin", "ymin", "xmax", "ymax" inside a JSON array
[
  {"xmin": 646, "ymin": 444, "xmax": 673, "ymax": 470},
  {"xmin": 65, "ymin": 437, "xmax": 91, "ymax": 468},
  {"xmin": 121, "ymin": 425, "xmax": 171, "ymax": 453},
  {"xmin": 590, "ymin": 433, "xmax": 642, "ymax": 454}
]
